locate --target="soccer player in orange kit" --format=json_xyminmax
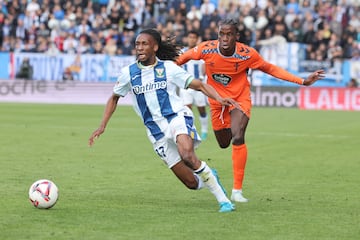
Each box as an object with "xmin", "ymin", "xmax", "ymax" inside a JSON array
[{"xmin": 176, "ymin": 18, "xmax": 325, "ymax": 202}]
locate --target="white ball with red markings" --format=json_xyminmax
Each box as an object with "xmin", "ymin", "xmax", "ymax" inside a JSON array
[{"xmin": 29, "ymin": 179, "xmax": 59, "ymax": 209}]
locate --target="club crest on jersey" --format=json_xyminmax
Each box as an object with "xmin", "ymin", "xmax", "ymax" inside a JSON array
[
  {"xmin": 212, "ymin": 74, "xmax": 232, "ymax": 86},
  {"xmin": 155, "ymin": 68, "xmax": 165, "ymax": 78}
]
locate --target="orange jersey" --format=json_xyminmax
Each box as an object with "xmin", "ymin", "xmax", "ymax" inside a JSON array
[{"xmin": 177, "ymin": 40, "xmax": 304, "ymax": 103}]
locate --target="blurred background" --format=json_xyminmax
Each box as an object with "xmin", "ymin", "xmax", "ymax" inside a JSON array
[{"xmin": 0, "ymin": 0, "xmax": 359, "ymax": 109}]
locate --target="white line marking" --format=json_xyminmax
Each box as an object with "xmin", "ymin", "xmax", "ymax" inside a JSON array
[{"xmin": 250, "ymin": 132, "xmax": 351, "ymax": 139}]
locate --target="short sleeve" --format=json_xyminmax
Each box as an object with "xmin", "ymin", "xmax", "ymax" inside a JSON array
[
  {"xmin": 113, "ymin": 67, "xmax": 131, "ymax": 97},
  {"xmin": 165, "ymin": 61, "xmax": 194, "ymax": 89}
]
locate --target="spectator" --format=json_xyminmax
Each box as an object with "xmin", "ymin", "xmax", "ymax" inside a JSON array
[
  {"xmin": 62, "ymin": 67, "xmax": 74, "ymax": 81},
  {"xmin": 16, "ymin": 57, "xmax": 33, "ymax": 80},
  {"xmin": 302, "ymin": 22, "xmax": 316, "ymax": 45},
  {"xmin": 36, "ymin": 36, "xmax": 49, "ymax": 52},
  {"xmin": 288, "ymin": 17, "xmax": 303, "ymax": 42},
  {"xmin": 77, "ymin": 35, "xmax": 91, "ymax": 54},
  {"xmin": 90, "ymin": 40, "xmax": 104, "ymax": 54},
  {"xmin": 26, "ymin": 0, "xmax": 40, "ymax": 19},
  {"xmin": 22, "ymin": 37, "xmax": 37, "ymax": 52},
  {"xmin": 63, "ymin": 32, "xmax": 78, "ymax": 54},
  {"xmin": 186, "ymin": 5, "xmax": 202, "ymax": 21},
  {"xmin": 327, "ymin": 33, "xmax": 343, "ymax": 78},
  {"xmin": 120, "ymin": 32, "xmax": 133, "ymax": 55},
  {"xmin": 46, "ymin": 41, "xmax": 60, "ymax": 55},
  {"xmin": 347, "ymin": 78, "xmax": 358, "ymax": 88},
  {"xmin": 103, "ymin": 38, "xmax": 117, "ymax": 55},
  {"xmin": 350, "ymin": 49, "xmax": 360, "ymax": 82},
  {"xmin": 76, "ymin": 19, "xmax": 91, "ymax": 38},
  {"xmin": 0, "ymin": 0, "xmax": 357, "ymax": 62},
  {"xmin": 36, "ymin": 22, "xmax": 50, "ymax": 39}
]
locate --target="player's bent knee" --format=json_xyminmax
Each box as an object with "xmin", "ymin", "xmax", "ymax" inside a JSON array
[
  {"xmin": 232, "ymin": 136, "xmax": 245, "ymax": 145},
  {"xmin": 218, "ymin": 141, "xmax": 231, "ymax": 148},
  {"xmin": 179, "ymin": 150, "xmax": 195, "ymax": 163}
]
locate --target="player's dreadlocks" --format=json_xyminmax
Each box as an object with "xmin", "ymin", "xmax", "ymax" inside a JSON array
[{"xmin": 139, "ymin": 28, "xmax": 181, "ymax": 61}]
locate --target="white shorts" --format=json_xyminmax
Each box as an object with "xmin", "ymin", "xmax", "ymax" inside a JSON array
[
  {"xmin": 179, "ymin": 88, "xmax": 207, "ymax": 107},
  {"xmin": 152, "ymin": 114, "xmax": 201, "ymax": 168}
]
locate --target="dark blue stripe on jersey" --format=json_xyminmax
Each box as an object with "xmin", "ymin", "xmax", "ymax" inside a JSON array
[
  {"xmin": 193, "ymin": 63, "xmax": 199, "ymax": 79},
  {"xmin": 154, "ymin": 62, "xmax": 177, "ymax": 123},
  {"xmin": 129, "ymin": 63, "xmax": 164, "ymax": 140},
  {"xmin": 183, "ymin": 63, "xmax": 199, "ymax": 78}
]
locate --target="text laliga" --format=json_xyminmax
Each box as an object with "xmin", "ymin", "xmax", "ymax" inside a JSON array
[{"xmin": 302, "ymin": 88, "xmax": 360, "ymax": 110}]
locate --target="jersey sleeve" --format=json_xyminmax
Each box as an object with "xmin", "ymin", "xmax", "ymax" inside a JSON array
[
  {"xmin": 165, "ymin": 61, "xmax": 194, "ymax": 89},
  {"xmin": 249, "ymin": 48, "xmax": 304, "ymax": 85},
  {"xmin": 176, "ymin": 43, "xmax": 204, "ymax": 65},
  {"xmin": 113, "ymin": 67, "xmax": 132, "ymax": 96}
]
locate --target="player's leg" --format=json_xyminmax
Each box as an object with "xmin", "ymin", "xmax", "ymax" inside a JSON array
[
  {"xmin": 194, "ymin": 92, "xmax": 209, "ymax": 140},
  {"xmin": 214, "ymin": 128, "xmax": 232, "ymax": 148},
  {"xmin": 210, "ymin": 105, "xmax": 232, "ymax": 148},
  {"xmin": 170, "ymin": 160, "xmax": 203, "ymax": 189},
  {"xmin": 230, "ymin": 108, "xmax": 249, "ymax": 202},
  {"xmin": 174, "ymin": 134, "xmax": 234, "ymax": 212},
  {"xmin": 197, "ymin": 106, "xmax": 208, "ymax": 140},
  {"xmin": 210, "ymin": 103, "xmax": 250, "ymax": 202}
]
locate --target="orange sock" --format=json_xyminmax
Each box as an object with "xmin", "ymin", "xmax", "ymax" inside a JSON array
[{"xmin": 232, "ymin": 144, "xmax": 247, "ymax": 190}]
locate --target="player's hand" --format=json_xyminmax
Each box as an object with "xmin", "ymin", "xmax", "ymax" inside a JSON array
[
  {"xmin": 218, "ymin": 97, "xmax": 241, "ymax": 109},
  {"xmin": 303, "ymin": 69, "xmax": 325, "ymax": 86},
  {"xmin": 88, "ymin": 127, "xmax": 105, "ymax": 147}
]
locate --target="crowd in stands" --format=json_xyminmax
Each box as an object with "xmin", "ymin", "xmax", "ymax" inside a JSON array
[{"xmin": 0, "ymin": 0, "xmax": 359, "ymax": 62}]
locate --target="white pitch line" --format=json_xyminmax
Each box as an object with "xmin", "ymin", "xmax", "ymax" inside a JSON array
[{"xmin": 250, "ymin": 132, "xmax": 351, "ymax": 139}]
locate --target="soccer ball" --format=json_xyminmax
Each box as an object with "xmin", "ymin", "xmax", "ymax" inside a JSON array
[{"xmin": 29, "ymin": 179, "xmax": 59, "ymax": 209}]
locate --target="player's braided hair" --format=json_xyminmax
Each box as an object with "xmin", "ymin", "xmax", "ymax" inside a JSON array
[{"xmin": 139, "ymin": 28, "xmax": 181, "ymax": 61}]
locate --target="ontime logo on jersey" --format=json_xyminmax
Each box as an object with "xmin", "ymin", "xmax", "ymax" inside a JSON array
[
  {"xmin": 132, "ymin": 81, "xmax": 167, "ymax": 95},
  {"xmin": 212, "ymin": 74, "xmax": 232, "ymax": 86}
]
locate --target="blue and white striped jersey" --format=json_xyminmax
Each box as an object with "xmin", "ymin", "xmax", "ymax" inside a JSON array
[
  {"xmin": 181, "ymin": 47, "xmax": 205, "ymax": 81},
  {"xmin": 113, "ymin": 59, "xmax": 195, "ymax": 143}
]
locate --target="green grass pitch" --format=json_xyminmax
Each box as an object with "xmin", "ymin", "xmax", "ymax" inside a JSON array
[{"xmin": 0, "ymin": 103, "xmax": 359, "ymax": 240}]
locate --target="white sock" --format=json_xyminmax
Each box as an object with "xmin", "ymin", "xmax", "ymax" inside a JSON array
[
  {"xmin": 199, "ymin": 115, "xmax": 208, "ymax": 134},
  {"xmin": 194, "ymin": 161, "xmax": 230, "ymax": 203},
  {"xmin": 194, "ymin": 174, "xmax": 204, "ymax": 190},
  {"xmin": 232, "ymin": 189, "xmax": 242, "ymax": 193}
]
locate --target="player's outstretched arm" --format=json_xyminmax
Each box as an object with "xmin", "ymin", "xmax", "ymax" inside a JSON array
[
  {"xmin": 302, "ymin": 69, "xmax": 326, "ymax": 86},
  {"xmin": 188, "ymin": 79, "xmax": 239, "ymax": 108},
  {"xmin": 257, "ymin": 61, "xmax": 325, "ymax": 86},
  {"xmin": 89, "ymin": 94, "xmax": 120, "ymax": 146}
]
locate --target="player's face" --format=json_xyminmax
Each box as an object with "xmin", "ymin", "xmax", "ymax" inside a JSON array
[
  {"xmin": 187, "ymin": 33, "xmax": 198, "ymax": 48},
  {"xmin": 135, "ymin": 33, "xmax": 158, "ymax": 65},
  {"xmin": 218, "ymin": 24, "xmax": 237, "ymax": 56}
]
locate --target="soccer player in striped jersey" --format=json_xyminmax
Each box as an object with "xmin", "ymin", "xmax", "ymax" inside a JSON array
[
  {"xmin": 179, "ymin": 31, "xmax": 209, "ymax": 140},
  {"xmin": 177, "ymin": 19, "xmax": 325, "ymax": 203},
  {"xmin": 89, "ymin": 28, "xmax": 238, "ymax": 212}
]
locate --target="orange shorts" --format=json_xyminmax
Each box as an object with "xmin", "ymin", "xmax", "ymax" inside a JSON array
[{"xmin": 209, "ymin": 98, "xmax": 251, "ymax": 131}]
